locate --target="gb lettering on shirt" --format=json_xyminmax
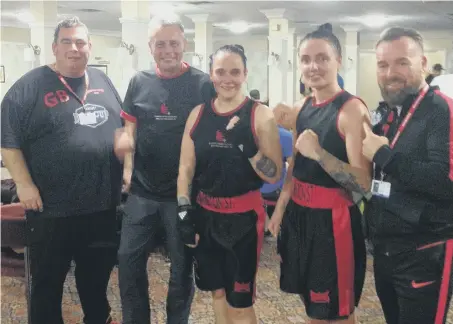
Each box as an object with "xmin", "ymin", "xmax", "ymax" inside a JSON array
[{"xmin": 73, "ymin": 104, "xmax": 110, "ymax": 128}]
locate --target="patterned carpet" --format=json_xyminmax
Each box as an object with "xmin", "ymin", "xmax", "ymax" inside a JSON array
[{"xmin": 1, "ymin": 238, "xmax": 452, "ymax": 324}]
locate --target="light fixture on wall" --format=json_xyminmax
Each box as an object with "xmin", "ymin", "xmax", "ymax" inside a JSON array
[
  {"xmin": 28, "ymin": 44, "xmax": 41, "ymax": 55},
  {"xmin": 346, "ymin": 57, "xmax": 354, "ymax": 71},
  {"xmin": 268, "ymin": 51, "xmax": 280, "ymax": 66},
  {"xmin": 120, "ymin": 41, "xmax": 135, "ymax": 55},
  {"xmin": 191, "ymin": 53, "xmax": 203, "ymax": 67}
]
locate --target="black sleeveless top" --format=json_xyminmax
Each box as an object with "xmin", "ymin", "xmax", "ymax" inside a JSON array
[
  {"xmin": 293, "ymin": 91, "xmax": 355, "ymax": 188},
  {"xmin": 191, "ymin": 97, "xmax": 263, "ymax": 197}
]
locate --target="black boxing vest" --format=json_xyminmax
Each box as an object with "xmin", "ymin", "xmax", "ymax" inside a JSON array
[
  {"xmin": 293, "ymin": 91, "xmax": 356, "ymax": 188},
  {"xmin": 190, "ymin": 97, "xmax": 263, "ymax": 197}
]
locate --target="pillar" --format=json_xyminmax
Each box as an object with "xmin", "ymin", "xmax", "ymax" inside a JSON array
[
  {"xmin": 28, "ymin": 0, "xmax": 58, "ymax": 66},
  {"xmin": 286, "ymin": 27, "xmax": 297, "ymax": 103},
  {"xmin": 260, "ymin": 8, "xmax": 291, "ymax": 108},
  {"xmin": 118, "ymin": 0, "xmax": 151, "ymax": 98},
  {"xmin": 187, "ymin": 14, "xmax": 213, "ymax": 73},
  {"xmin": 341, "ymin": 26, "xmax": 361, "ymax": 95},
  {"xmin": 120, "ymin": 0, "xmax": 151, "ymax": 71}
]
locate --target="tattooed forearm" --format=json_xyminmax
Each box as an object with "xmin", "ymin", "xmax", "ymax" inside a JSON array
[
  {"xmin": 254, "ymin": 155, "xmax": 277, "ymax": 178},
  {"xmin": 317, "ymin": 150, "xmax": 371, "ymax": 197}
]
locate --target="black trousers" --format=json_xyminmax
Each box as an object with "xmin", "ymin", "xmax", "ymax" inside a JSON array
[
  {"xmin": 27, "ymin": 209, "xmax": 118, "ymax": 324},
  {"xmin": 118, "ymin": 194, "xmax": 194, "ymax": 324},
  {"xmin": 374, "ymin": 239, "xmax": 453, "ymax": 324}
]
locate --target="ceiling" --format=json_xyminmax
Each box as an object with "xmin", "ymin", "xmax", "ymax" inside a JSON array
[{"xmin": 2, "ymin": 0, "xmax": 453, "ymax": 38}]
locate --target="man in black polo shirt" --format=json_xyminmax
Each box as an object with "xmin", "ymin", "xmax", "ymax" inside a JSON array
[
  {"xmin": 115, "ymin": 16, "xmax": 215, "ymax": 324},
  {"xmin": 362, "ymin": 27, "xmax": 453, "ymax": 324},
  {"xmin": 1, "ymin": 17, "xmax": 123, "ymax": 324}
]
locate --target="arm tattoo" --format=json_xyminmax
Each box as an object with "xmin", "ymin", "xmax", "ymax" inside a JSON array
[
  {"xmin": 177, "ymin": 196, "xmax": 191, "ymax": 206},
  {"xmin": 254, "ymin": 155, "xmax": 277, "ymax": 178},
  {"xmin": 317, "ymin": 150, "xmax": 370, "ymax": 196}
]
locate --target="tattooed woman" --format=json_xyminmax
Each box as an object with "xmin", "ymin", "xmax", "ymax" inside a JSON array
[
  {"xmin": 269, "ymin": 26, "xmax": 372, "ymax": 324},
  {"xmin": 176, "ymin": 44, "xmax": 282, "ymax": 324}
]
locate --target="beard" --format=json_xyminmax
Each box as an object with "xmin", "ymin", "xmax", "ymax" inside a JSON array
[{"xmin": 379, "ymin": 78, "xmax": 421, "ymax": 107}]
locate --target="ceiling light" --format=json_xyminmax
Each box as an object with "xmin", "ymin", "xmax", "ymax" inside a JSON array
[
  {"xmin": 361, "ymin": 14, "xmax": 388, "ymax": 28},
  {"xmin": 229, "ymin": 21, "xmax": 250, "ymax": 34},
  {"xmin": 15, "ymin": 11, "xmax": 35, "ymax": 24},
  {"xmin": 149, "ymin": 3, "xmax": 178, "ymax": 17}
]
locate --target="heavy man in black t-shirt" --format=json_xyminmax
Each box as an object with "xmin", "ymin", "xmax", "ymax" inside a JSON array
[
  {"xmin": 1, "ymin": 17, "xmax": 123, "ymax": 324},
  {"xmin": 114, "ymin": 16, "xmax": 215, "ymax": 324}
]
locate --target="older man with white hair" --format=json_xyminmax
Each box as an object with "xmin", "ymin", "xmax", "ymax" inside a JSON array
[{"xmin": 114, "ymin": 14, "xmax": 215, "ymax": 324}]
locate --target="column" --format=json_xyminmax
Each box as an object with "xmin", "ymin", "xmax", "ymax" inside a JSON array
[
  {"xmin": 120, "ymin": 0, "xmax": 151, "ymax": 71},
  {"xmin": 294, "ymin": 34, "xmax": 303, "ymax": 98},
  {"xmin": 260, "ymin": 8, "xmax": 291, "ymax": 108},
  {"xmin": 341, "ymin": 26, "xmax": 361, "ymax": 95},
  {"xmin": 187, "ymin": 14, "xmax": 213, "ymax": 73},
  {"xmin": 28, "ymin": 0, "xmax": 58, "ymax": 66},
  {"xmin": 286, "ymin": 27, "xmax": 297, "ymax": 103},
  {"xmin": 118, "ymin": 0, "xmax": 150, "ymax": 98}
]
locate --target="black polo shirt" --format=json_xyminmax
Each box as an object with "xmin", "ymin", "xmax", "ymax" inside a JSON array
[
  {"xmin": 1, "ymin": 66, "xmax": 123, "ymax": 217},
  {"xmin": 121, "ymin": 64, "xmax": 215, "ymax": 201}
]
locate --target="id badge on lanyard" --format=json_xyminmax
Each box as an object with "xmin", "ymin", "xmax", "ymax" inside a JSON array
[
  {"xmin": 56, "ymin": 71, "xmax": 89, "ymax": 112},
  {"xmin": 371, "ymin": 84, "xmax": 429, "ymax": 199}
]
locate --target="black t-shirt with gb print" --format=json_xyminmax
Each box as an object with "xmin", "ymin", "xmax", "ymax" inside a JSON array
[{"xmin": 1, "ymin": 65, "xmax": 123, "ymax": 217}]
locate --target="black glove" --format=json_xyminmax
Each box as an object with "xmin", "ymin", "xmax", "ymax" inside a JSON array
[
  {"xmin": 177, "ymin": 203, "xmax": 197, "ymax": 245},
  {"xmin": 224, "ymin": 116, "xmax": 259, "ymax": 159}
]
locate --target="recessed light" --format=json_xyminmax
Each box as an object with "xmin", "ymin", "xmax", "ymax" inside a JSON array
[
  {"xmin": 16, "ymin": 11, "xmax": 35, "ymax": 24},
  {"xmin": 214, "ymin": 21, "xmax": 266, "ymax": 34},
  {"xmin": 229, "ymin": 21, "xmax": 250, "ymax": 34},
  {"xmin": 361, "ymin": 14, "xmax": 388, "ymax": 28},
  {"xmin": 347, "ymin": 13, "xmax": 393, "ymax": 29}
]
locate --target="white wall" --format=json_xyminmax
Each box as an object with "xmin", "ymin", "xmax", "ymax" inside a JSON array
[
  {"xmin": 2, "ymin": 26, "xmax": 452, "ymax": 108},
  {"xmin": 213, "ymin": 35, "xmax": 268, "ymax": 100},
  {"xmin": 0, "ymin": 27, "xmax": 122, "ymax": 99},
  {"xmin": 357, "ymin": 30, "xmax": 452, "ymax": 109}
]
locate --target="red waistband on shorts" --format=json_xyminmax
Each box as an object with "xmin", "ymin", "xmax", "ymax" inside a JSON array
[
  {"xmin": 197, "ymin": 190, "xmax": 263, "ymax": 214},
  {"xmin": 291, "ymin": 178, "xmax": 353, "ymax": 209}
]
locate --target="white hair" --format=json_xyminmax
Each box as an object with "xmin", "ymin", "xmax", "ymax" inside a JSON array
[{"xmin": 148, "ymin": 14, "xmax": 185, "ymax": 40}]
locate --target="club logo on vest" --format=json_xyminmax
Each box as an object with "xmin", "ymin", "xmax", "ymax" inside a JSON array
[
  {"xmin": 209, "ymin": 130, "xmax": 232, "ymax": 148},
  {"xmin": 215, "ymin": 130, "xmax": 225, "ymax": 142},
  {"xmin": 73, "ymin": 104, "xmax": 109, "ymax": 128},
  {"xmin": 155, "ymin": 103, "xmax": 177, "ymax": 121}
]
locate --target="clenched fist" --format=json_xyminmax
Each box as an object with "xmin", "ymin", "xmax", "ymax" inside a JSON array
[{"xmin": 295, "ymin": 129, "xmax": 322, "ymax": 161}]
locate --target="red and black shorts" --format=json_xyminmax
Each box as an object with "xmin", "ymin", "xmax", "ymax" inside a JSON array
[
  {"xmin": 278, "ymin": 179, "xmax": 367, "ymax": 320},
  {"xmin": 193, "ymin": 190, "xmax": 266, "ymax": 308}
]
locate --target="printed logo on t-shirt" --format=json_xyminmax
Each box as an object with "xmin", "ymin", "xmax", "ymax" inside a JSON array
[
  {"xmin": 209, "ymin": 130, "xmax": 232, "ymax": 148},
  {"xmin": 73, "ymin": 104, "xmax": 109, "ymax": 128},
  {"xmin": 155, "ymin": 103, "xmax": 177, "ymax": 121}
]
